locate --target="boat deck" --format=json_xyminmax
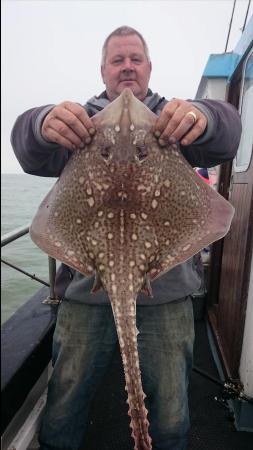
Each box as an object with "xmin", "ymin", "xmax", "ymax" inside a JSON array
[
  {"xmin": 83, "ymin": 319, "xmax": 252, "ymax": 450},
  {"xmin": 28, "ymin": 318, "xmax": 252, "ymax": 450}
]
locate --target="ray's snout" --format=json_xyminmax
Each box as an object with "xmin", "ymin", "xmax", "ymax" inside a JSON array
[{"xmin": 92, "ymin": 88, "xmax": 157, "ymax": 164}]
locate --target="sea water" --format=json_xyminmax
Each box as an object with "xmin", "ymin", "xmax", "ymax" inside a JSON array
[{"xmin": 1, "ymin": 173, "xmax": 56, "ymax": 324}]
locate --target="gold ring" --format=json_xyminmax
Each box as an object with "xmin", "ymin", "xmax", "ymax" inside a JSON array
[{"xmin": 186, "ymin": 111, "xmax": 197, "ymax": 124}]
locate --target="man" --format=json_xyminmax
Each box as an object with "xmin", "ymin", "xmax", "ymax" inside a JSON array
[{"xmin": 12, "ymin": 26, "xmax": 241, "ymax": 450}]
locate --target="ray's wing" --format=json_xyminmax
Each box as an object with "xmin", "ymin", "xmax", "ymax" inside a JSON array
[
  {"xmin": 143, "ymin": 143, "xmax": 234, "ymax": 282},
  {"xmin": 30, "ymin": 149, "xmax": 97, "ymax": 276}
]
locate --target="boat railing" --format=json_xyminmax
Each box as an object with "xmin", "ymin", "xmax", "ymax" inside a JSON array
[
  {"xmin": 1, "ymin": 224, "xmax": 60, "ymax": 305},
  {"xmin": 1, "ymin": 224, "xmax": 58, "ymax": 448}
]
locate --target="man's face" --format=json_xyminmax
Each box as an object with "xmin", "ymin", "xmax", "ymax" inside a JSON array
[{"xmin": 101, "ymin": 34, "xmax": 152, "ymax": 101}]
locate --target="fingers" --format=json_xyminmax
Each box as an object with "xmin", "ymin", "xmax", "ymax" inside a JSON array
[
  {"xmin": 43, "ymin": 127, "xmax": 77, "ymax": 150},
  {"xmin": 154, "ymin": 99, "xmax": 178, "ymax": 140},
  {"xmin": 41, "ymin": 98, "xmax": 207, "ymax": 152},
  {"xmin": 41, "ymin": 101, "xmax": 96, "ymax": 151},
  {"xmin": 180, "ymin": 117, "xmax": 207, "ymax": 146},
  {"xmin": 154, "ymin": 99, "xmax": 207, "ymax": 146},
  {"xmin": 63, "ymin": 102, "xmax": 95, "ymax": 139}
]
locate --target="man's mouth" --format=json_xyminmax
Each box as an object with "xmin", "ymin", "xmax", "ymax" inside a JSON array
[{"xmin": 120, "ymin": 77, "xmax": 136, "ymax": 82}]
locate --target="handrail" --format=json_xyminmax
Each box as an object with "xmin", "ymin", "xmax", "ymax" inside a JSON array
[
  {"xmin": 1, "ymin": 224, "xmax": 30, "ymax": 247},
  {"xmin": 1, "ymin": 224, "xmax": 60, "ymax": 304}
]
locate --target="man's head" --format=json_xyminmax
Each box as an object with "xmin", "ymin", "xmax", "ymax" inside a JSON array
[{"xmin": 101, "ymin": 26, "xmax": 152, "ymax": 101}]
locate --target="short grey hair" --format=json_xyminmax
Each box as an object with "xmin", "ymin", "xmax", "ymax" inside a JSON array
[{"xmin": 101, "ymin": 26, "xmax": 151, "ymax": 66}]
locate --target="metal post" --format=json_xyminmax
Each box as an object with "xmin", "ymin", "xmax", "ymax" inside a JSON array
[
  {"xmin": 42, "ymin": 257, "xmax": 61, "ymax": 305},
  {"xmin": 1, "ymin": 224, "xmax": 61, "ymax": 305}
]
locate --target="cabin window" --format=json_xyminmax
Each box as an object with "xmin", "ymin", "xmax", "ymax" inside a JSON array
[{"xmin": 234, "ymin": 50, "xmax": 253, "ymax": 173}]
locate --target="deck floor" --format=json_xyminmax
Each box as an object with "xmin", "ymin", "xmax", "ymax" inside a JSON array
[
  {"xmin": 29, "ymin": 319, "xmax": 252, "ymax": 450},
  {"xmin": 83, "ymin": 319, "xmax": 253, "ymax": 450}
]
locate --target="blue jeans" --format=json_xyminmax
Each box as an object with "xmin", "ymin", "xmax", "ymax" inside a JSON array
[{"xmin": 39, "ymin": 297, "xmax": 194, "ymax": 450}]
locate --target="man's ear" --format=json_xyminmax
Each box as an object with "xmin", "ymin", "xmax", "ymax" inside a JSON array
[{"xmin": 101, "ymin": 65, "xmax": 105, "ymax": 84}]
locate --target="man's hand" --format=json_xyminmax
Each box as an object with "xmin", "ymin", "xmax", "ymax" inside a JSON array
[
  {"xmin": 154, "ymin": 98, "xmax": 207, "ymax": 146},
  {"xmin": 41, "ymin": 101, "xmax": 96, "ymax": 151}
]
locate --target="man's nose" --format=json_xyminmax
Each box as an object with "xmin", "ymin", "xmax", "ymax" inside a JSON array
[{"xmin": 122, "ymin": 58, "xmax": 134, "ymax": 71}]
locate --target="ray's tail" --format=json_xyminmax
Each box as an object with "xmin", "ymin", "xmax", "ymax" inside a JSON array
[{"xmin": 109, "ymin": 294, "xmax": 152, "ymax": 450}]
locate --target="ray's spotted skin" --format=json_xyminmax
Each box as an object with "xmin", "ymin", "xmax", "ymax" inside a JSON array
[{"xmin": 30, "ymin": 88, "xmax": 234, "ymax": 450}]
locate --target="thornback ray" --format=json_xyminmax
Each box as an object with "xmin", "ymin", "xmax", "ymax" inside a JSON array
[{"xmin": 30, "ymin": 88, "xmax": 234, "ymax": 450}]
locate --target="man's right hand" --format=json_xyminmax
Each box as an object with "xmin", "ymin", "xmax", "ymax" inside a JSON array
[{"xmin": 41, "ymin": 101, "xmax": 96, "ymax": 151}]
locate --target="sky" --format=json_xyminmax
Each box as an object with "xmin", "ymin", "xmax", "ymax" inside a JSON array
[{"xmin": 2, "ymin": 0, "xmax": 252, "ymax": 173}]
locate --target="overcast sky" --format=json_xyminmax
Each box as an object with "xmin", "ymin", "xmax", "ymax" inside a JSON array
[{"xmin": 2, "ymin": 0, "xmax": 252, "ymax": 173}]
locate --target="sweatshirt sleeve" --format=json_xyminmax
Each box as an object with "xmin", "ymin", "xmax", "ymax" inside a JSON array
[
  {"xmin": 11, "ymin": 106, "xmax": 71, "ymax": 177},
  {"xmin": 181, "ymin": 99, "xmax": 242, "ymax": 168}
]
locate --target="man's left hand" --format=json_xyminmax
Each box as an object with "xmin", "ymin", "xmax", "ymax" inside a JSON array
[{"xmin": 154, "ymin": 98, "xmax": 207, "ymax": 146}]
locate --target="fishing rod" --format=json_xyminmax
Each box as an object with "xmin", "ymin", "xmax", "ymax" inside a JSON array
[
  {"xmin": 1, "ymin": 258, "xmax": 49, "ymax": 287},
  {"xmin": 193, "ymin": 365, "xmax": 253, "ymax": 405}
]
